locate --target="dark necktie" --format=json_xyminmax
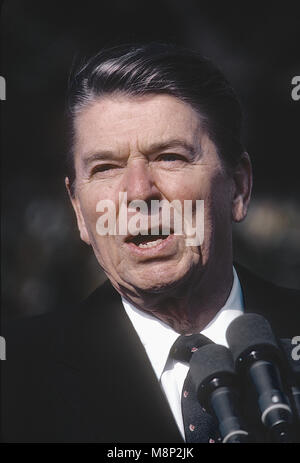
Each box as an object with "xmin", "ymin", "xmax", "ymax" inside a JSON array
[{"xmin": 170, "ymin": 333, "xmax": 221, "ymax": 443}]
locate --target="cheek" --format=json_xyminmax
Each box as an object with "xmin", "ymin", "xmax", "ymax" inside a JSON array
[
  {"xmin": 87, "ymin": 225, "xmax": 123, "ymax": 274},
  {"xmin": 154, "ymin": 163, "xmax": 225, "ymax": 201},
  {"xmin": 78, "ymin": 185, "xmax": 124, "ymax": 258},
  {"xmin": 153, "ymin": 171, "xmax": 201, "ymax": 201},
  {"xmin": 203, "ymin": 179, "xmax": 232, "ymax": 251},
  {"xmin": 81, "ymin": 197, "xmax": 99, "ymax": 235},
  {"xmin": 78, "ymin": 182, "xmax": 115, "ymax": 224}
]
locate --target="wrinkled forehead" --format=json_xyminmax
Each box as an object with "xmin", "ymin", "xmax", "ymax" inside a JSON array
[{"xmin": 73, "ymin": 93, "xmax": 206, "ymax": 158}]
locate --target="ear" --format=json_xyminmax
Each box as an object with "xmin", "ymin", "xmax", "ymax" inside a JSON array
[
  {"xmin": 231, "ymin": 152, "xmax": 252, "ymax": 223},
  {"xmin": 65, "ymin": 177, "xmax": 91, "ymax": 245}
]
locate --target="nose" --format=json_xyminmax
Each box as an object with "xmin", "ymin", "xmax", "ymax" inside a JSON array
[{"xmin": 123, "ymin": 159, "xmax": 161, "ymax": 204}]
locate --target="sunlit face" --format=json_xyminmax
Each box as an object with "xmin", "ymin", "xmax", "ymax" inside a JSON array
[{"xmin": 68, "ymin": 94, "xmax": 235, "ymax": 296}]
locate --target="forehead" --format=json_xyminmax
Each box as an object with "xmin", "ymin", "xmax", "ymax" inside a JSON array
[{"xmin": 73, "ymin": 94, "xmax": 204, "ymax": 156}]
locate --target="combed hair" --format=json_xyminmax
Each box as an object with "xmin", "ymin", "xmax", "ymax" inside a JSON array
[{"xmin": 66, "ymin": 43, "xmax": 244, "ymax": 193}]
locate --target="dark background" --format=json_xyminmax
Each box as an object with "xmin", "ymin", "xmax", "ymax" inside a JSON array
[{"xmin": 1, "ymin": 0, "xmax": 300, "ymax": 322}]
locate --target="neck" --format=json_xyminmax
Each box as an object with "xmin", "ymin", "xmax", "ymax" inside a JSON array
[{"xmin": 119, "ymin": 262, "xmax": 234, "ymax": 334}]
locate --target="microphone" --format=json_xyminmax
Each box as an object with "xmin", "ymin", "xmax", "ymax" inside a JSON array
[
  {"xmin": 190, "ymin": 343, "xmax": 251, "ymax": 443},
  {"xmin": 226, "ymin": 314, "xmax": 294, "ymax": 443}
]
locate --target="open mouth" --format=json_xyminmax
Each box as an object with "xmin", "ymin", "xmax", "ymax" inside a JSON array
[{"xmin": 126, "ymin": 234, "xmax": 171, "ymax": 248}]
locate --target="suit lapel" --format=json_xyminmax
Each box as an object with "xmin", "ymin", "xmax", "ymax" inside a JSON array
[{"xmin": 52, "ymin": 280, "xmax": 183, "ymax": 442}]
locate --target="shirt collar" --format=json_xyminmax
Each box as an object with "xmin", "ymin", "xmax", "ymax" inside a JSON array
[{"xmin": 122, "ymin": 266, "xmax": 244, "ymax": 380}]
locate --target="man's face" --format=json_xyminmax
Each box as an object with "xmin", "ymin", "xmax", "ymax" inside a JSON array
[{"xmin": 69, "ymin": 94, "xmax": 235, "ymax": 295}]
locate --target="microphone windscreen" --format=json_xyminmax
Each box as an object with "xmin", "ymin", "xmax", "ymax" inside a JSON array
[
  {"xmin": 226, "ymin": 314, "xmax": 279, "ymax": 364},
  {"xmin": 190, "ymin": 343, "xmax": 236, "ymax": 391}
]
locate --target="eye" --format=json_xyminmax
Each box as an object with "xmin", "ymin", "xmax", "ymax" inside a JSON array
[
  {"xmin": 157, "ymin": 153, "xmax": 186, "ymax": 162},
  {"xmin": 90, "ymin": 164, "xmax": 120, "ymax": 176}
]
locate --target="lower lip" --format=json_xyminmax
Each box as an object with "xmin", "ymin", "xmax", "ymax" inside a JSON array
[{"xmin": 124, "ymin": 234, "xmax": 176, "ymax": 257}]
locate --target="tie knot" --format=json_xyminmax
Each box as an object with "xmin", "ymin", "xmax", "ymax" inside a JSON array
[{"xmin": 170, "ymin": 333, "xmax": 213, "ymax": 363}]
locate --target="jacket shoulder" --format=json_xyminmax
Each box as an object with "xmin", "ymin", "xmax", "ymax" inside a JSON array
[{"xmin": 235, "ymin": 263, "xmax": 300, "ymax": 338}]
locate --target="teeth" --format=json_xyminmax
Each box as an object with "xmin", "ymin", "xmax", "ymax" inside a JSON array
[{"xmin": 138, "ymin": 238, "xmax": 163, "ymax": 248}]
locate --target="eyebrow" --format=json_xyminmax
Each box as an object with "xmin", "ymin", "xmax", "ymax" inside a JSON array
[
  {"xmin": 82, "ymin": 138, "xmax": 198, "ymax": 169},
  {"xmin": 82, "ymin": 151, "xmax": 116, "ymax": 169},
  {"xmin": 142, "ymin": 139, "xmax": 197, "ymax": 157}
]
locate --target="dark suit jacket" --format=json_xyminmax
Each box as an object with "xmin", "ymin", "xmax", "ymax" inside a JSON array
[{"xmin": 1, "ymin": 264, "xmax": 300, "ymax": 443}]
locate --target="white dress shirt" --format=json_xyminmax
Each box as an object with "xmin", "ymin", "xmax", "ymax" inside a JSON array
[{"xmin": 121, "ymin": 267, "xmax": 244, "ymax": 439}]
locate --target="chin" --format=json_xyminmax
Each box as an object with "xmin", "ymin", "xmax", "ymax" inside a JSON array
[{"xmin": 127, "ymin": 263, "xmax": 193, "ymax": 294}]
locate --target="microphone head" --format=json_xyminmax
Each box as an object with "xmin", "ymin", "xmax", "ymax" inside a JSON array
[
  {"xmin": 190, "ymin": 343, "xmax": 236, "ymax": 393},
  {"xmin": 226, "ymin": 314, "xmax": 280, "ymax": 365}
]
